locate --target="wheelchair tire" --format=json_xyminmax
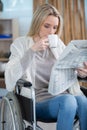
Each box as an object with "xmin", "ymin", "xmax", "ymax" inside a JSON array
[
  {"xmin": 0, "ymin": 92, "xmax": 24, "ymax": 130},
  {"xmin": 73, "ymin": 120, "xmax": 80, "ymax": 130}
]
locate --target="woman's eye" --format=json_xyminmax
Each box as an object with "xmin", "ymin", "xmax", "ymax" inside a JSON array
[
  {"xmin": 44, "ymin": 24, "xmax": 50, "ymax": 28},
  {"xmin": 44, "ymin": 24, "xmax": 58, "ymax": 30},
  {"xmin": 53, "ymin": 26, "xmax": 58, "ymax": 30}
]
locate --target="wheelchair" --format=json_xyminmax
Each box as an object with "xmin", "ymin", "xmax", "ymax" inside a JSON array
[{"xmin": 0, "ymin": 77, "xmax": 87, "ymax": 130}]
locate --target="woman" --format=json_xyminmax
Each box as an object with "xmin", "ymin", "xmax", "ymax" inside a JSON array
[{"xmin": 5, "ymin": 4, "xmax": 87, "ymax": 130}]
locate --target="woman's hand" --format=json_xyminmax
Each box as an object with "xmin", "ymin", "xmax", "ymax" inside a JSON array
[
  {"xmin": 77, "ymin": 62, "xmax": 87, "ymax": 78},
  {"xmin": 31, "ymin": 37, "xmax": 49, "ymax": 52}
]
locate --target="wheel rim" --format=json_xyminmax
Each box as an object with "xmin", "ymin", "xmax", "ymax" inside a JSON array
[{"xmin": 1, "ymin": 97, "xmax": 16, "ymax": 130}]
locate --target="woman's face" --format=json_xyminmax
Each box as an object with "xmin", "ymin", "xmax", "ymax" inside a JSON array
[{"xmin": 39, "ymin": 15, "xmax": 59, "ymax": 38}]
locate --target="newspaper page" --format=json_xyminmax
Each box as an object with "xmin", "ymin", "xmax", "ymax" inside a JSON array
[{"xmin": 48, "ymin": 40, "xmax": 87, "ymax": 95}]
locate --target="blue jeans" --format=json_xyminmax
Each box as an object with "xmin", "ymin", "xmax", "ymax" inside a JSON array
[{"xmin": 36, "ymin": 94, "xmax": 87, "ymax": 130}]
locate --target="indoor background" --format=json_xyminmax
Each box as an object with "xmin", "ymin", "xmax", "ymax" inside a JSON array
[{"xmin": 0, "ymin": 0, "xmax": 87, "ymax": 129}]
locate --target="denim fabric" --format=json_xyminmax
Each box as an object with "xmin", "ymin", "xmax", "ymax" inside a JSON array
[
  {"xmin": 36, "ymin": 94, "xmax": 87, "ymax": 130},
  {"xmin": 75, "ymin": 96, "xmax": 87, "ymax": 130}
]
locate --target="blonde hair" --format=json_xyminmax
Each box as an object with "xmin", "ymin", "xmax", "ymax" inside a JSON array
[{"xmin": 27, "ymin": 4, "xmax": 63, "ymax": 37}]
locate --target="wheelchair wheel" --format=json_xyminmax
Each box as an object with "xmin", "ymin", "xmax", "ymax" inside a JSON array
[
  {"xmin": 73, "ymin": 120, "xmax": 80, "ymax": 130},
  {"xmin": 0, "ymin": 92, "xmax": 24, "ymax": 130}
]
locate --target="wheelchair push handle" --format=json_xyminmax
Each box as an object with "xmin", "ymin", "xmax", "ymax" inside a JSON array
[
  {"xmin": 15, "ymin": 79, "xmax": 32, "ymax": 95},
  {"xmin": 16, "ymin": 79, "xmax": 32, "ymax": 88}
]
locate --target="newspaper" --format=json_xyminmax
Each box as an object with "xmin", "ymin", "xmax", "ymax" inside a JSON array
[{"xmin": 48, "ymin": 40, "xmax": 87, "ymax": 95}]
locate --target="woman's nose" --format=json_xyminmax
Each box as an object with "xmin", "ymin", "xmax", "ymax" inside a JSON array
[{"xmin": 49, "ymin": 28, "xmax": 55, "ymax": 34}]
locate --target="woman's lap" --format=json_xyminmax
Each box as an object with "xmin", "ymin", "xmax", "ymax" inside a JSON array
[
  {"xmin": 36, "ymin": 94, "xmax": 87, "ymax": 130},
  {"xmin": 36, "ymin": 94, "xmax": 78, "ymax": 121}
]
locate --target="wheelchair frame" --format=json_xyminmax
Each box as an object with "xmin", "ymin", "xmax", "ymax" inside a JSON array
[
  {"xmin": 0, "ymin": 77, "xmax": 87, "ymax": 130},
  {"xmin": 0, "ymin": 79, "xmax": 42, "ymax": 130},
  {"xmin": 1, "ymin": 92, "xmax": 23, "ymax": 130}
]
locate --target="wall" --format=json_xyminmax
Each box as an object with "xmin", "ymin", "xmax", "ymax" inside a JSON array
[
  {"xmin": 1, "ymin": 0, "xmax": 87, "ymax": 38},
  {"xmin": 1, "ymin": 0, "xmax": 33, "ymax": 36}
]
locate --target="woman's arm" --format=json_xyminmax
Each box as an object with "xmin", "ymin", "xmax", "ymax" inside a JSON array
[{"xmin": 5, "ymin": 37, "xmax": 35, "ymax": 91}]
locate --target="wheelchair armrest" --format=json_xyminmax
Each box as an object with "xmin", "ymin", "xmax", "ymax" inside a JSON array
[
  {"xmin": 78, "ymin": 76, "xmax": 87, "ymax": 83},
  {"xmin": 78, "ymin": 76, "xmax": 87, "ymax": 97},
  {"xmin": 77, "ymin": 76, "xmax": 87, "ymax": 97},
  {"xmin": 15, "ymin": 79, "xmax": 32, "ymax": 94},
  {"xmin": 80, "ymin": 86, "xmax": 87, "ymax": 97},
  {"xmin": 16, "ymin": 79, "xmax": 32, "ymax": 88}
]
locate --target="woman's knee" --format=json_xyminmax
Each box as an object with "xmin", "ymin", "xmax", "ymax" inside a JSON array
[
  {"xmin": 76, "ymin": 95, "xmax": 87, "ymax": 104},
  {"xmin": 75, "ymin": 95, "xmax": 87, "ymax": 109},
  {"xmin": 60, "ymin": 94, "xmax": 78, "ymax": 111}
]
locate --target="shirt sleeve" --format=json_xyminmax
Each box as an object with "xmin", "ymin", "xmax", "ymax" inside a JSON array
[{"xmin": 5, "ymin": 37, "xmax": 35, "ymax": 91}]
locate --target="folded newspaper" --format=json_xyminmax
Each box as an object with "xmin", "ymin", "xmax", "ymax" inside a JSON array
[{"xmin": 48, "ymin": 40, "xmax": 87, "ymax": 95}]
